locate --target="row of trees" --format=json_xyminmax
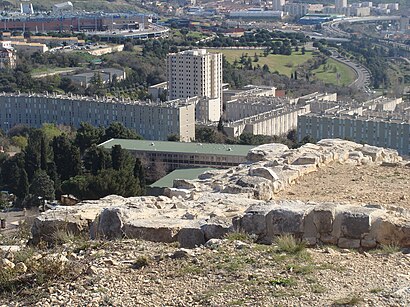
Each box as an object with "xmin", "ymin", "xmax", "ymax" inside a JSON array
[
  {"xmin": 0, "ymin": 122, "xmax": 145, "ymax": 207},
  {"xmin": 195, "ymin": 126, "xmax": 314, "ymax": 149}
]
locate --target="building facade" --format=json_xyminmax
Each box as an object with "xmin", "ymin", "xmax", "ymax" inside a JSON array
[
  {"xmin": 284, "ymin": 3, "xmax": 309, "ymax": 16},
  {"xmin": 335, "ymin": 0, "xmax": 348, "ymax": 9},
  {"xmin": 167, "ymin": 49, "xmax": 222, "ymax": 122},
  {"xmin": 99, "ymin": 139, "xmax": 254, "ymax": 170},
  {"xmin": 298, "ymin": 114, "xmax": 410, "ymax": 156},
  {"xmin": 0, "ymin": 41, "xmax": 16, "ymax": 69},
  {"xmin": 272, "ymin": 0, "xmax": 286, "ymax": 11},
  {"xmin": 0, "ymin": 93, "xmax": 196, "ymax": 142}
]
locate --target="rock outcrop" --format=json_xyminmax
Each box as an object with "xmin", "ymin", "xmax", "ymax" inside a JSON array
[{"xmin": 31, "ymin": 139, "xmax": 409, "ymax": 248}]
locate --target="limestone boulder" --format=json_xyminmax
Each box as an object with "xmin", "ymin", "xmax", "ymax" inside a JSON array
[
  {"xmin": 266, "ymin": 200, "xmax": 313, "ymax": 239},
  {"xmin": 233, "ymin": 203, "xmax": 276, "ymax": 242},
  {"xmin": 164, "ymin": 188, "xmax": 191, "ymax": 199},
  {"xmin": 173, "ymin": 179, "xmax": 198, "ymax": 190},
  {"xmin": 236, "ymin": 176, "xmax": 274, "ymax": 201},
  {"xmin": 304, "ymin": 203, "xmax": 337, "ymax": 240},
  {"xmin": 317, "ymin": 139, "xmax": 362, "ymax": 151},
  {"xmin": 246, "ymin": 143, "xmax": 289, "ymax": 162},
  {"xmin": 248, "ymin": 166, "xmax": 280, "ymax": 182},
  {"xmin": 370, "ymin": 215, "xmax": 410, "ymax": 247}
]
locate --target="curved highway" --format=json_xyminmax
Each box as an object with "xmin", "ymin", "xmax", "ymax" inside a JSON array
[
  {"xmin": 330, "ymin": 51, "xmax": 371, "ymax": 90},
  {"xmin": 323, "ymin": 16, "xmax": 401, "ymax": 38},
  {"xmin": 321, "ymin": 16, "xmax": 403, "ymax": 91}
]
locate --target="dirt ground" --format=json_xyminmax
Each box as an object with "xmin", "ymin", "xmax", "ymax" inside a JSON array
[{"xmin": 277, "ymin": 163, "xmax": 410, "ymax": 207}]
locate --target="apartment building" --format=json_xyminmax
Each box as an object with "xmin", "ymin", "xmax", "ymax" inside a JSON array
[
  {"xmin": 167, "ymin": 49, "xmax": 223, "ymax": 122},
  {"xmin": 224, "ymin": 103, "xmax": 311, "ymax": 138},
  {"xmin": 335, "ymin": 0, "xmax": 348, "ymax": 9},
  {"xmin": 298, "ymin": 113, "xmax": 410, "ymax": 156},
  {"xmin": 10, "ymin": 41, "xmax": 49, "ymax": 55},
  {"xmin": 284, "ymin": 3, "xmax": 309, "ymax": 16},
  {"xmin": 272, "ymin": 0, "xmax": 286, "ymax": 11},
  {"xmin": 0, "ymin": 93, "xmax": 196, "ymax": 142},
  {"xmin": 297, "ymin": 96, "xmax": 410, "ymax": 155},
  {"xmin": 0, "ymin": 41, "xmax": 16, "ymax": 69}
]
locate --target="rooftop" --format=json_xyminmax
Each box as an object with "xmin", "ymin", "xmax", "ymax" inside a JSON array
[
  {"xmin": 301, "ymin": 112, "xmax": 410, "ymax": 124},
  {"xmin": 99, "ymin": 139, "xmax": 255, "ymax": 157},
  {"xmin": 149, "ymin": 168, "xmax": 216, "ymax": 188},
  {"xmin": 0, "ymin": 92, "xmax": 196, "ymax": 108}
]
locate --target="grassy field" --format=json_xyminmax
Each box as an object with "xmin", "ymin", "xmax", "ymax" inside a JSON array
[
  {"xmin": 312, "ymin": 58, "xmax": 357, "ymax": 86},
  {"xmin": 209, "ymin": 49, "xmax": 315, "ymax": 77}
]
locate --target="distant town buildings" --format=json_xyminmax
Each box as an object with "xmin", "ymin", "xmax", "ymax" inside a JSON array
[
  {"xmin": 167, "ymin": 49, "xmax": 223, "ymax": 122},
  {"xmin": 52, "ymin": 1, "xmax": 74, "ymax": 15},
  {"xmin": 67, "ymin": 68, "xmax": 126, "ymax": 88},
  {"xmin": 0, "ymin": 93, "xmax": 196, "ymax": 142},
  {"xmin": 284, "ymin": 3, "xmax": 309, "ymax": 17},
  {"xmin": 0, "ymin": 41, "xmax": 16, "ymax": 69},
  {"xmin": 20, "ymin": 1, "xmax": 34, "ymax": 14},
  {"xmin": 272, "ymin": 0, "xmax": 286, "ymax": 11},
  {"xmin": 335, "ymin": 0, "xmax": 348, "ymax": 9},
  {"xmin": 229, "ymin": 8, "xmax": 284, "ymax": 19}
]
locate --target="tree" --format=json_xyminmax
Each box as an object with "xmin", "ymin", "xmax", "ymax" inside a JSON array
[
  {"xmin": 103, "ymin": 122, "xmax": 142, "ymax": 141},
  {"xmin": 24, "ymin": 129, "xmax": 46, "ymax": 181},
  {"xmin": 217, "ymin": 117, "xmax": 224, "ymax": 132},
  {"xmin": 83, "ymin": 145, "xmax": 111, "ymax": 175},
  {"xmin": 301, "ymin": 47, "xmax": 306, "ymax": 55},
  {"xmin": 133, "ymin": 158, "xmax": 146, "ymax": 189},
  {"xmin": 75, "ymin": 122, "xmax": 104, "ymax": 153},
  {"xmin": 40, "ymin": 136, "xmax": 47, "ymax": 171},
  {"xmin": 61, "ymin": 175, "xmax": 92, "ymax": 200},
  {"xmin": 52, "ymin": 135, "xmax": 81, "ymax": 181},
  {"xmin": 29, "ymin": 170, "xmax": 55, "ymax": 200},
  {"xmin": 11, "ymin": 135, "xmax": 28, "ymax": 149},
  {"xmin": 111, "ymin": 145, "xmax": 134, "ymax": 171},
  {"xmin": 41, "ymin": 123, "xmax": 62, "ymax": 141},
  {"xmin": 1, "ymin": 153, "xmax": 28, "ymax": 200},
  {"xmin": 262, "ymin": 64, "xmax": 270, "ymax": 73},
  {"xmin": 167, "ymin": 134, "xmax": 180, "ymax": 141}
]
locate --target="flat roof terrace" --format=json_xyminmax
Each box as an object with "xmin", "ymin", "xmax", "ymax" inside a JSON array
[{"xmin": 99, "ymin": 139, "xmax": 255, "ymax": 157}]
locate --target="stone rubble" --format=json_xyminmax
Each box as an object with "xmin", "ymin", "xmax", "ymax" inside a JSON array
[{"xmin": 31, "ymin": 139, "xmax": 410, "ymax": 249}]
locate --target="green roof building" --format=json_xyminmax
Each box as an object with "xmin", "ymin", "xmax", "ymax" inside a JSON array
[{"xmin": 99, "ymin": 139, "xmax": 254, "ymax": 170}]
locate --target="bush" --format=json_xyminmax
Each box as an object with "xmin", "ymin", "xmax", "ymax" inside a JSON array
[{"xmin": 276, "ymin": 235, "xmax": 306, "ymax": 254}]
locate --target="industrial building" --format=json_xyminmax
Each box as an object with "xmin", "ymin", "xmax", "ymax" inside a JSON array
[
  {"xmin": 99, "ymin": 139, "xmax": 254, "ymax": 170},
  {"xmin": 229, "ymin": 8, "xmax": 284, "ymax": 19},
  {"xmin": 0, "ymin": 93, "xmax": 196, "ymax": 142},
  {"xmin": 0, "ymin": 12, "xmax": 147, "ymax": 32}
]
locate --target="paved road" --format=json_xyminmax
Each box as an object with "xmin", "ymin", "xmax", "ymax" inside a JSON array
[{"xmin": 330, "ymin": 51, "xmax": 371, "ymax": 90}]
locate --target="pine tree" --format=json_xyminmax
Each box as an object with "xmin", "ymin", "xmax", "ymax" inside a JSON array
[{"xmin": 40, "ymin": 137, "xmax": 47, "ymax": 171}]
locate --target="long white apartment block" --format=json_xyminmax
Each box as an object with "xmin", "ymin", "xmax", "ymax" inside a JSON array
[
  {"xmin": 0, "ymin": 93, "xmax": 196, "ymax": 142},
  {"xmin": 297, "ymin": 96, "xmax": 410, "ymax": 155}
]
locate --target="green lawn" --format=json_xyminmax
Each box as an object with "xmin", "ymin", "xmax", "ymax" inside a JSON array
[
  {"xmin": 209, "ymin": 49, "xmax": 315, "ymax": 77},
  {"xmin": 312, "ymin": 58, "xmax": 357, "ymax": 86}
]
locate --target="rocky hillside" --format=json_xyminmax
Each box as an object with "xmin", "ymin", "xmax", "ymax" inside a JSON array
[{"xmin": 1, "ymin": 139, "xmax": 410, "ymax": 306}]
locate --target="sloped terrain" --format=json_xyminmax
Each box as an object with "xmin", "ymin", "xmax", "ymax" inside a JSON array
[{"xmin": 1, "ymin": 237, "xmax": 410, "ymax": 306}]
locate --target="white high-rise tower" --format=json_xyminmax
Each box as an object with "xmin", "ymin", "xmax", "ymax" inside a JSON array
[
  {"xmin": 272, "ymin": 0, "xmax": 285, "ymax": 11},
  {"xmin": 335, "ymin": 0, "xmax": 348, "ymax": 9},
  {"xmin": 167, "ymin": 49, "xmax": 223, "ymax": 122}
]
